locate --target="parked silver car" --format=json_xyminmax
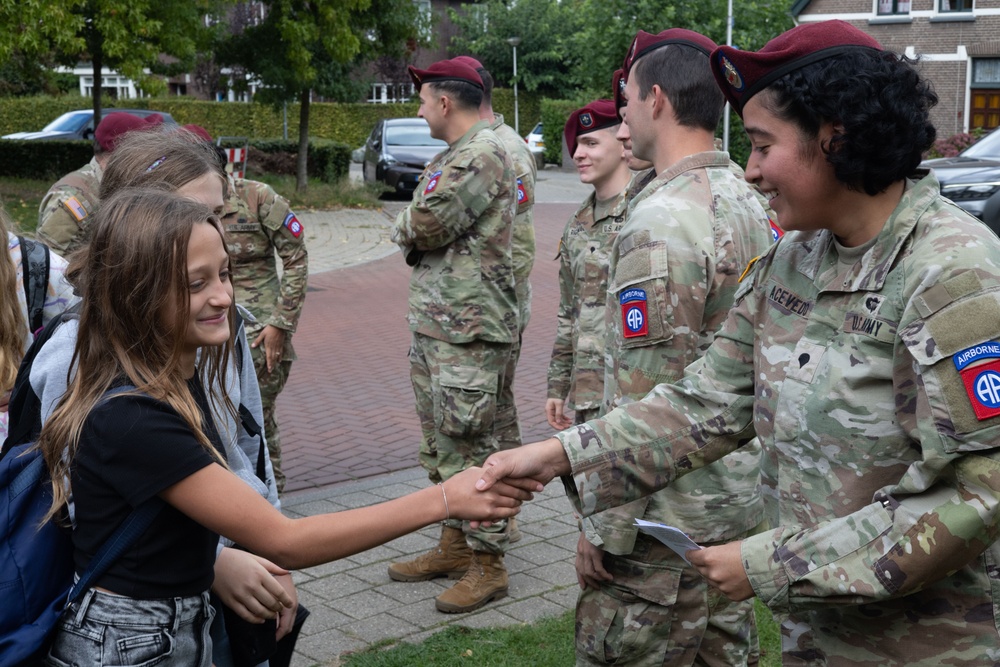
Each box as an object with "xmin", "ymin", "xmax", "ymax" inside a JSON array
[
  {"xmin": 2, "ymin": 108, "xmax": 177, "ymax": 142},
  {"xmin": 922, "ymin": 127, "xmax": 1000, "ymax": 234},
  {"xmin": 362, "ymin": 118, "xmax": 446, "ymax": 194}
]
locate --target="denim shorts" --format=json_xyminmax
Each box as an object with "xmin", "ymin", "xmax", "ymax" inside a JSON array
[{"xmin": 44, "ymin": 588, "xmax": 215, "ymax": 667}]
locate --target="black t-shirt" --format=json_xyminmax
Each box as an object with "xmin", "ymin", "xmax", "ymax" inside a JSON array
[{"xmin": 71, "ymin": 376, "xmax": 227, "ymax": 599}]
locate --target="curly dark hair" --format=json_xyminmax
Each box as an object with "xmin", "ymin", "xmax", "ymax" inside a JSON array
[{"xmin": 759, "ymin": 49, "xmax": 937, "ymax": 195}]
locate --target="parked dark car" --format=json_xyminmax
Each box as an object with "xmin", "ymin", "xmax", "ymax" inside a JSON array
[
  {"xmin": 2, "ymin": 108, "xmax": 177, "ymax": 142},
  {"xmin": 922, "ymin": 127, "xmax": 1000, "ymax": 234},
  {"xmin": 362, "ymin": 118, "xmax": 446, "ymax": 194}
]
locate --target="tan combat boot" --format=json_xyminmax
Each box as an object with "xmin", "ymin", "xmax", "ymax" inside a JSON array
[
  {"xmin": 434, "ymin": 551, "xmax": 508, "ymax": 613},
  {"xmin": 387, "ymin": 525, "xmax": 472, "ymax": 582}
]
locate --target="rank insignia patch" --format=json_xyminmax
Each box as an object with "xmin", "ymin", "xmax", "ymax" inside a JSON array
[
  {"xmin": 620, "ymin": 288, "xmax": 648, "ymax": 339},
  {"xmin": 63, "ymin": 196, "xmax": 88, "ymax": 222},
  {"xmin": 424, "ymin": 170, "xmax": 443, "ymax": 194},
  {"xmin": 283, "ymin": 212, "xmax": 303, "ymax": 238}
]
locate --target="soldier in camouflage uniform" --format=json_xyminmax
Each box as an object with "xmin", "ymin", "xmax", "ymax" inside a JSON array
[
  {"xmin": 37, "ymin": 112, "xmax": 164, "ymax": 253},
  {"xmin": 222, "ymin": 176, "xmax": 308, "ymax": 495},
  {"xmin": 546, "ymin": 100, "xmax": 631, "ymax": 431},
  {"xmin": 479, "ymin": 21, "xmax": 1000, "ymax": 667},
  {"xmin": 568, "ymin": 30, "xmax": 773, "ymax": 667},
  {"xmin": 387, "ymin": 59, "xmax": 519, "ymax": 614},
  {"xmin": 453, "ymin": 56, "xmax": 536, "ymax": 458}
]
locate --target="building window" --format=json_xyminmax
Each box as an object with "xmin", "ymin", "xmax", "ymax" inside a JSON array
[
  {"xmin": 877, "ymin": 0, "xmax": 911, "ymax": 15},
  {"xmin": 368, "ymin": 82, "xmax": 415, "ymax": 104},
  {"xmin": 414, "ymin": 0, "xmax": 431, "ymax": 40},
  {"xmin": 974, "ymin": 59, "xmax": 1000, "ymax": 86},
  {"xmin": 939, "ymin": 0, "xmax": 972, "ymax": 12}
]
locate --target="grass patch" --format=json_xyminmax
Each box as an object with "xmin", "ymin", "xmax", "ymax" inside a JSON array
[
  {"xmin": 338, "ymin": 602, "xmax": 781, "ymax": 667},
  {"xmin": 246, "ymin": 173, "xmax": 388, "ymax": 211},
  {"xmin": 0, "ymin": 177, "xmax": 50, "ymax": 234},
  {"xmin": 340, "ymin": 610, "xmax": 575, "ymax": 667}
]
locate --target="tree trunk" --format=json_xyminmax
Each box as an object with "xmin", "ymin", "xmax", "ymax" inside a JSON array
[
  {"xmin": 296, "ymin": 89, "xmax": 310, "ymax": 192},
  {"xmin": 91, "ymin": 51, "xmax": 103, "ymax": 142}
]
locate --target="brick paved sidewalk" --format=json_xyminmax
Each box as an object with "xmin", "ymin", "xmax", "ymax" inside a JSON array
[{"xmin": 275, "ymin": 202, "xmax": 583, "ymax": 665}]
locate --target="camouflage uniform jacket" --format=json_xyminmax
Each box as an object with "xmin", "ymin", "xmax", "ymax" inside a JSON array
[
  {"xmin": 547, "ymin": 189, "xmax": 628, "ymax": 412},
  {"xmin": 222, "ymin": 177, "xmax": 309, "ymax": 361},
  {"xmin": 559, "ymin": 174, "xmax": 1000, "ymax": 664},
  {"xmin": 37, "ymin": 157, "xmax": 102, "ymax": 253},
  {"xmin": 392, "ymin": 120, "xmax": 518, "ymax": 344},
  {"xmin": 625, "ymin": 167, "xmax": 656, "ymax": 202},
  {"xmin": 491, "ymin": 115, "xmax": 536, "ymax": 331},
  {"xmin": 588, "ymin": 151, "xmax": 772, "ymax": 553}
]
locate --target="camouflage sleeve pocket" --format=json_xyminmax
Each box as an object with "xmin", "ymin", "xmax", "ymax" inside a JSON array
[
  {"xmin": 436, "ymin": 365, "xmax": 499, "ymax": 438},
  {"xmin": 902, "ymin": 287, "xmax": 1000, "ymax": 442},
  {"xmin": 609, "ymin": 238, "xmax": 672, "ymax": 349}
]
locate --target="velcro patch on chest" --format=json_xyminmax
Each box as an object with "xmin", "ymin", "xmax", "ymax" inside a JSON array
[
  {"xmin": 620, "ymin": 288, "xmax": 648, "ymax": 339},
  {"xmin": 843, "ymin": 312, "xmax": 896, "ymax": 343},
  {"xmin": 283, "ymin": 212, "xmax": 303, "ymax": 238},
  {"xmin": 62, "ymin": 196, "xmax": 88, "ymax": 222},
  {"xmin": 226, "ymin": 223, "xmax": 260, "ymax": 232},
  {"xmin": 424, "ymin": 170, "xmax": 443, "ymax": 194}
]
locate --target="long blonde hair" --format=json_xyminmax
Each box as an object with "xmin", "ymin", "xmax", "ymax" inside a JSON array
[
  {"xmin": 0, "ymin": 208, "xmax": 28, "ymax": 395},
  {"xmin": 39, "ymin": 187, "xmax": 233, "ymax": 521}
]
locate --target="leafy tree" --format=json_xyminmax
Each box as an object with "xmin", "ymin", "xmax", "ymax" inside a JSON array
[
  {"xmin": 448, "ymin": 0, "xmax": 580, "ymax": 98},
  {"xmin": 0, "ymin": 0, "xmax": 220, "ymax": 127},
  {"xmin": 216, "ymin": 0, "xmax": 419, "ymax": 191}
]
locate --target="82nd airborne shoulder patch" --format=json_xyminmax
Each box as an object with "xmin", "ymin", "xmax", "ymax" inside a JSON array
[
  {"xmin": 620, "ymin": 288, "xmax": 648, "ymax": 339},
  {"xmin": 954, "ymin": 342, "xmax": 1000, "ymax": 420},
  {"xmin": 283, "ymin": 212, "xmax": 303, "ymax": 238},
  {"xmin": 424, "ymin": 170, "xmax": 443, "ymax": 194}
]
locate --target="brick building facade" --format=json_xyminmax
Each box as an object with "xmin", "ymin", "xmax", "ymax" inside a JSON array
[{"xmin": 792, "ymin": 0, "xmax": 1000, "ymax": 136}]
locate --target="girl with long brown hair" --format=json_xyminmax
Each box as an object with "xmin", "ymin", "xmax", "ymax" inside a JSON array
[{"xmin": 40, "ymin": 187, "xmax": 528, "ymax": 666}]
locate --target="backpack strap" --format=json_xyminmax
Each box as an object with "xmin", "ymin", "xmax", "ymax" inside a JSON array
[
  {"xmin": 16, "ymin": 236, "xmax": 51, "ymax": 335},
  {"xmin": 68, "ymin": 385, "xmax": 163, "ymax": 603},
  {"xmin": 2, "ymin": 303, "xmax": 81, "ymax": 458}
]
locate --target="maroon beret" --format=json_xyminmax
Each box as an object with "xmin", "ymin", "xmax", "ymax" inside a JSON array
[
  {"xmin": 612, "ymin": 68, "xmax": 626, "ymax": 120},
  {"xmin": 711, "ymin": 20, "xmax": 882, "ymax": 113},
  {"xmin": 95, "ymin": 112, "xmax": 164, "ymax": 152},
  {"xmin": 183, "ymin": 124, "xmax": 213, "ymax": 143},
  {"xmin": 623, "ymin": 29, "xmax": 717, "ymax": 79},
  {"xmin": 564, "ymin": 99, "xmax": 619, "ymax": 155},
  {"xmin": 452, "ymin": 55, "xmax": 484, "ymax": 71},
  {"xmin": 408, "ymin": 59, "xmax": 484, "ymax": 91}
]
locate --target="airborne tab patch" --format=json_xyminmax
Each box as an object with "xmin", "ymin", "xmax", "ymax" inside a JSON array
[
  {"xmin": 954, "ymin": 342, "xmax": 1000, "ymax": 372},
  {"xmin": 620, "ymin": 288, "xmax": 648, "ymax": 339}
]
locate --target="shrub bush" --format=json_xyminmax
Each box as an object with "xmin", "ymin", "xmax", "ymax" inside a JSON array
[
  {"xmin": 926, "ymin": 128, "xmax": 987, "ymax": 159},
  {"xmin": 540, "ymin": 99, "xmax": 584, "ymax": 166},
  {"xmin": 0, "ymin": 140, "xmax": 94, "ymax": 180}
]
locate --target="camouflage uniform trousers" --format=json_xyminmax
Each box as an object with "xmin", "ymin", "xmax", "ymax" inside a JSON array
[
  {"xmin": 576, "ymin": 535, "xmax": 759, "ymax": 667},
  {"xmin": 251, "ymin": 344, "xmax": 292, "ymax": 495},
  {"xmin": 575, "ymin": 407, "xmax": 601, "ymax": 425},
  {"xmin": 494, "ymin": 333, "xmax": 522, "ymax": 451},
  {"xmin": 409, "ymin": 332, "xmax": 511, "ymax": 555}
]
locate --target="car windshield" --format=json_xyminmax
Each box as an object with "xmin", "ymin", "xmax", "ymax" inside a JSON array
[
  {"xmin": 385, "ymin": 125, "xmax": 446, "ymax": 147},
  {"xmin": 41, "ymin": 112, "xmax": 92, "ymax": 133},
  {"xmin": 963, "ymin": 128, "xmax": 1000, "ymax": 159}
]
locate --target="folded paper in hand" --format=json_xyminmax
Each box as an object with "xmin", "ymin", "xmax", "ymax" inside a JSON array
[{"xmin": 634, "ymin": 519, "xmax": 702, "ymax": 564}]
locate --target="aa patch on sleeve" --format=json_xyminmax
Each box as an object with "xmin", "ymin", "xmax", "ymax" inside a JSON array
[
  {"xmin": 955, "ymin": 343, "xmax": 1000, "ymax": 421},
  {"xmin": 620, "ymin": 288, "xmax": 648, "ymax": 339},
  {"xmin": 62, "ymin": 196, "xmax": 88, "ymax": 222},
  {"xmin": 424, "ymin": 170, "xmax": 443, "ymax": 194},
  {"xmin": 282, "ymin": 212, "xmax": 303, "ymax": 238},
  {"xmin": 516, "ymin": 178, "xmax": 527, "ymax": 204},
  {"xmin": 769, "ymin": 219, "xmax": 783, "ymax": 243}
]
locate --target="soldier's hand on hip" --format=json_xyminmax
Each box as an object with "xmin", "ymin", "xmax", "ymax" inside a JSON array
[{"xmin": 252, "ymin": 325, "xmax": 287, "ymax": 373}]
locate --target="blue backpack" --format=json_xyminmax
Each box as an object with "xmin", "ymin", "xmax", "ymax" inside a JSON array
[{"xmin": 0, "ymin": 383, "xmax": 161, "ymax": 665}]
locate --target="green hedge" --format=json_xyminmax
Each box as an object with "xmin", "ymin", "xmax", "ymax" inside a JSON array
[
  {"xmin": 0, "ymin": 90, "xmax": 542, "ymax": 149},
  {"xmin": 0, "ymin": 140, "xmax": 94, "ymax": 180},
  {"xmin": 540, "ymin": 99, "xmax": 580, "ymax": 166}
]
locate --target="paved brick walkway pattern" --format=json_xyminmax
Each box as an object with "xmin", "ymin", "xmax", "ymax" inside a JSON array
[{"xmin": 276, "ymin": 201, "xmax": 587, "ymax": 666}]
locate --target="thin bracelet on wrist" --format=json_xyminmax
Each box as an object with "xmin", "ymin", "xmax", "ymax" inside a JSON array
[{"xmin": 438, "ymin": 482, "xmax": 450, "ymax": 521}]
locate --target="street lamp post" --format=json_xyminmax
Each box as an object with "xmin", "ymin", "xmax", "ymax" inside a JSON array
[{"xmin": 507, "ymin": 36, "xmax": 522, "ymax": 134}]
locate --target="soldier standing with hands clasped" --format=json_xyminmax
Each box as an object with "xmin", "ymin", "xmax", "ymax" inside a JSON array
[{"xmin": 388, "ymin": 58, "xmax": 519, "ymax": 614}]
